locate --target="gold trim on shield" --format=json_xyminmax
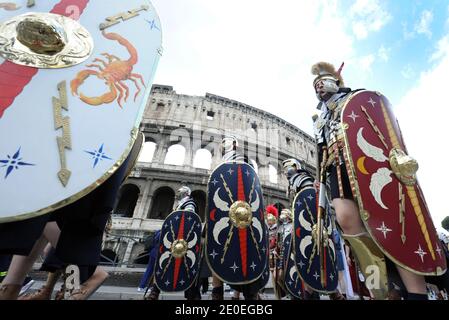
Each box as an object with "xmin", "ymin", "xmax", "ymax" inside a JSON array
[
  {"xmin": 340, "ymin": 91, "xmax": 445, "ymax": 276},
  {"xmin": 0, "ymin": 128, "xmax": 139, "ymax": 224}
]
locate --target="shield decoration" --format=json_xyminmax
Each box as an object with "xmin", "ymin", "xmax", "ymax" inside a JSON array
[
  {"xmin": 283, "ymin": 233, "xmax": 302, "ymax": 299},
  {"xmin": 0, "ymin": 0, "xmax": 162, "ymax": 222},
  {"xmin": 257, "ymin": 225, "xmax": 271, "ymax": 289},
  {"xmin": 292, "ymin": 187, "xmax": 338, "ymax": 293},
  {"xmin": 341, "ymin": 90, "xmax": 446, "ymax": 275},
  {"xmin": 205, "ymin": 161, "xmax": 267, "ymax": 284},
  {"xmin": 154, "ymin": 210, "xmax": 202, "ymax": 292}
]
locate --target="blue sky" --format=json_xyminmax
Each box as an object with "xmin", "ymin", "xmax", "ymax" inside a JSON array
[
  {"xmin": 149, "ymin": 0, "xmax": 449, "ymax": 229},
  {"xmin": 339, "ymin": 0, "xmax": 449, "ymax": 105}
]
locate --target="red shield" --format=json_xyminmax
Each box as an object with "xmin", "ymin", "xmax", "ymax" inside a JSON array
[{"xmin": 341, "ymin": 90, "xmax": 446, "ymax": 275}]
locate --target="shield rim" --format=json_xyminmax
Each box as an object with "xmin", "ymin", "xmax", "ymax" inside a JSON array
[
  {"xmin": 154, "ymin": 209, "xmax": 203, "ymax": 293},
  {"xmin": 291, "ymin": 186, "xmax": 338, "ymax": 294},
  {"xmin": 0, "ymin": 128, "xmax": 138, "ymax": 224},
  {"xmin": 204, "ymin": 160, "xmax": 266, "ymax": 285},
  {"xmin": 122, "ymin": 132, "xmax": 144, "ymax": 181},
  {"xmin": 283, "ymin": 235, "xmax": 302, "ymax": 299},
  {"xmin": 0, "ymin": 0, "xmax": 163, "ymax": 223},
  {"xmin": 340, "ymin": 89, "xmax": 446, "ymax": 276}
]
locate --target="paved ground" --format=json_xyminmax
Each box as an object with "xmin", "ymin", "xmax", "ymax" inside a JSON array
[{"xmin": 25, "ymin": 280, "xmax": 280, "ymax": 300}]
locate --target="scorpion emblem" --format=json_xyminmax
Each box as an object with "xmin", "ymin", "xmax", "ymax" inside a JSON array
[{"xmin": 71, "ymin": 31, "xmax": 145, "ymax": 108}]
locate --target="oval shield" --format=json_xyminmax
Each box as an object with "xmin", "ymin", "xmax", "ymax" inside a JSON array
[
  {"xmin": 341, "ymin": 90, "xmax": 446, "ymax": 275},
  {"xmin": 205, "ymin": 161, "xmax": 267, "ymax": 285},
  {"xmin": 0, "ymin": 0, "xmax": 162, "ymax": 222},
  {"xmin": 154, "ymin": 210, "xmax": 202, "ymax": 293},
  {"xmin": 292, "ymin": 187, "xmax": 338, "ymax": 293},
  {"xmin": 283, "ymin": 233, "xmax": 302, "ymax": 299}
]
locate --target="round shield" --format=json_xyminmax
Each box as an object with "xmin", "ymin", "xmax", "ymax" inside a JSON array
[
  {"xmin": 154, "ymin": 210, "xmax": 202, "ymax": 292},
  {"xmin": 0, "ymin": 0, "xmax": 162, "ymax": 222},
  {"xmin": 292, "ymin": 187, "xmax": 338, "ymax": 293},
  {"xmin": 205, "ymin": 161, "xmax": 268, "ymax": 285}
]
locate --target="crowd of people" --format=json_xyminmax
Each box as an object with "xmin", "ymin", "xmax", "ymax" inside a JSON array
[{"xmin": 1, "ymin": 61, "xmax": 448, "ymax": 301}]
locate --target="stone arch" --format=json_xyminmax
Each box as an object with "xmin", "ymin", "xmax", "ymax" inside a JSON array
[
  {"xmin": 114, "ymin": 184, "xmax": 140, "ymax": 218},
  {"xmin": 268, "ymin": 164, "xmax": 278, "ymax": 183},
  {"xmin": 191, "ymin": 190, "xmax": 206, "ymax": 222},
  {"xmin": 164, "ymin": 144, "xmax": 186, "ymax": 166},
  {"xmin": 139, "ymin": 141, "xmax": 157, "ymax": 162},
  {"xmin": 193, "ymin": 148, "xmax": 212, "ymax": 169},
  {"xmin": 148, "ymin": 186, "xmax": 175, "ymax": 219}
]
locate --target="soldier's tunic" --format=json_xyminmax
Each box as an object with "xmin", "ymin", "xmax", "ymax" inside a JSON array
[
  {"xmin": 276, "ymin": 221, "xmax": 293, "ymax": 270},
  {"xmin": 314, "ymin": 91, "xmax": 355, "ymax": 200}
]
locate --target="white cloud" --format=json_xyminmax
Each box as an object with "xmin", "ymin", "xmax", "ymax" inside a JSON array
[
  {"xmin": 430, "ymin": 34, "xmax": 449, "ymax": 62},
  {"xmin": 414, "ymin": 10, "xmax": 433, "ymax": 38},
  {"xmin": 151, "ymin": 0, "xmax": 356, "ymax": 135},
  {"xmin": 359, "ymin": 54, "xmax": 375, "ymax": 72},
  {"xmin": 378, "ymin": 45, "xmax": 390, "ymax": 62},
  {"xmin": 349, "ymin": 0, "xmax": 392, "ymax": 39},
  {"xmin": 396, "ymin": 34, "xmax": 449, "ymax": 230},
  {"xmin": 400, "ymin": 65, "xmax": 415, "ymax": 79}
]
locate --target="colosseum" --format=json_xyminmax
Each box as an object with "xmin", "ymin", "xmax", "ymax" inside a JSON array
[{"xmin": 102, "ymin": 84, "xmax": 317, "ymax": 265}]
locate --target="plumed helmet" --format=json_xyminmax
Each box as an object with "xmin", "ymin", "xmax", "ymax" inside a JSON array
[
  {"xmin": 311, "ymin": 61, "xmax": 345, "ymax": 88},
  {"xmin": 266, "ymin": 204, "xmax": 278, "ymax": 223}
]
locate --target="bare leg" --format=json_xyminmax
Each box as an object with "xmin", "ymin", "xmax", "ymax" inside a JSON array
[
  {"xmin": 396, "ymin": 265, "xmax": 426, "ymax": 295},
  {"xmin": 2, "ymin": 236, "xmax": 48, "ymax": 286},
  {"xmin": 211, "ymin": 276, "xmax": 224, "ymax": 300},
  {"xmin": 43, "ymin": 221, "xmax": 61, "ymax": 248},
  {"xmin": 2, "ymin": 222, "xmax": 61, "ymax": 286},
  {"xmin": 338, "ymin": 270, "xmax": 347, "ymax": 294},
  {"xmin": 333, "ymin": 199, "xmax": 365, "ymax": 235},
  {"xmin": 212, "ymin": 276, "xmax": 222, "ymax": 288},
  {"xmin": 333, "ymin": 198, "xmax": 426, "ymax": 297},
  {"xmin": 45, "ymin": 271, "xmax": 62, "ymax": 290}
]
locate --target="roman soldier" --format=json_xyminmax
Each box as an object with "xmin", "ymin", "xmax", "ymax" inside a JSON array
[
  {"xmin": 283, "ymin": 157, "xmax": 346, "ymax": 299},
  {"xmin": 283, "ymin": 158, "xmax": 315, "ymax": 203},
  {"xmin": 206, "ymin": 135, "xmax": 269, "ymax": 300},
  {"xmin": 266, "ymin": 204, "xmax": 279, "ymax": 272},
  {"xmin": 150, "ymin": 186, "xmax": 202, "ymax": 300},
  {"xmin": 311, "ymin": 61, "xmax": 446, "ymax": 300}
]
